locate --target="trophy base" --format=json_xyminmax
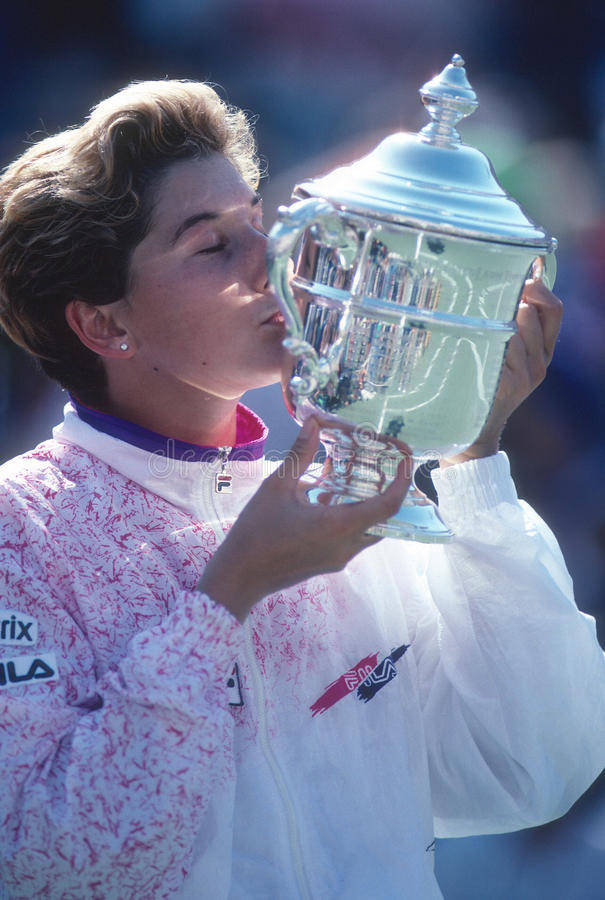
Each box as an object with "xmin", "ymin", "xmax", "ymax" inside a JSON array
[
  {"xmin": 305, "ymin": 481, "xmax": 454, "ymax": 544},
  {"xmin": 363, "ymin": 484, "xmax": 454, "ymax": 542},
  {"xmin": 303, "ymin": 427, "xmax": 455, "ymax": 543}
]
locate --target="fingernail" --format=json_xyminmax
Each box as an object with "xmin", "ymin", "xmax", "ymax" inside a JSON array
[{"xmin": 531, "ymin": 257, "xmax": 545, "ymax": 280}]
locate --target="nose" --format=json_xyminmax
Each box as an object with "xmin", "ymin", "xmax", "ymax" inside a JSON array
[{"xmin": 246, "ymin": 224, "xmax": 271, "ymax": 293}]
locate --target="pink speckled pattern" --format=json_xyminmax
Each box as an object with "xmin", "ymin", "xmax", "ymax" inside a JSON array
[{"xmin": 0, "ymin": 440, "xmax": 244, "ymax": 899}]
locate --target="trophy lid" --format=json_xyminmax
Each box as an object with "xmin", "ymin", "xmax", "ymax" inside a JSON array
[{"xmin": 294, "ymin": 55, "xmax": 556, "ymax": 249}]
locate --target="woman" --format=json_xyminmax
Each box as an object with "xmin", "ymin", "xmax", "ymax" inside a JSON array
[{"xmin": 0, "ymin": 80, "xmax": 602, "ymax": 900}]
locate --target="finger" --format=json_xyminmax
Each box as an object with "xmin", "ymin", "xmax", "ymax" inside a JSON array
[
  {"xmin": 356, "ymin": 532, "xmax": 383, "ymax": 549},
  {"xmin": 276, "ymin": 416, "xmax": 320, "ymax": 482},
  {"xmin": 521, "ymin": 281, "xmax": 563, "ymax": 356},
  {"xmin": 502, "ymin": 332, "xmax": 527, "ymax": 377},
  {"xmin": 530, "ymin": 256, "xmax": 545, "ymax": 281},
  {"xmin": 520, "ymin": 278, "xmax": 563, "ymax": 362},
  {"xmin": 515, "ymin": 300, "xmax": 545, "ymax": 364}
]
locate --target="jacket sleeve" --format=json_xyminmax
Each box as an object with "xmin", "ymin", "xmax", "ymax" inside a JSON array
[
  {"xmin": 0, "ymin": 492, "xmax": 244, "ymax": 899},
  {"xmin": 411, "ymin": 452, "xmax": 605, "ymax": 838}
]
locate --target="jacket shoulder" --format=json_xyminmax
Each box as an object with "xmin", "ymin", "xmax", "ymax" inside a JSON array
[{"xmin": 0, "ymin": 439, "xmax": 120, "ymax": 528}]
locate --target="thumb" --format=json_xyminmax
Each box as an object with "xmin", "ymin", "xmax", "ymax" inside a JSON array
[{"xmin": 277, "ymin": 417, "xmax": 320, "ymax": 482}]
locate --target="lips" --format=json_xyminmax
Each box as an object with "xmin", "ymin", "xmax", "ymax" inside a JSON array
[{"xmin": 261, "ymin": 310, "xmax": 285, "ymax": 326}]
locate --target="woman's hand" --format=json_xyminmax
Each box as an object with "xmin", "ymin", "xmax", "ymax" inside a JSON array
[
  {"xmin": 440, "ymin": 266, "xmax": 563, "ymax": 468},
  {"xmin": 197, "ymin": 418, "xmax": 412, "ymax": 622}
]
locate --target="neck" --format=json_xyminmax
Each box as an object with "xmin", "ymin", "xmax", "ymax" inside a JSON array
[{"xmin": 98, "ymin": 380, "xmax": 240, "ymax": 447}]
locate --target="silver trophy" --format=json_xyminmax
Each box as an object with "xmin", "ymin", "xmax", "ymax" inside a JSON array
[{"xmin": 267, "ymin": 54, "xmax": 556, "ymax": 542}]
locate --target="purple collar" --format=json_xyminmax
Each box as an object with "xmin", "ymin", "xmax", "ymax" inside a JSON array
[{"xmin": 70, "ymin": 397, "xmax": 268, "ymax": 462}]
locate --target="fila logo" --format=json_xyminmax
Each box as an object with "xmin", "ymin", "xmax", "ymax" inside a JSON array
[
  {"xmin": 0, "ymin": 610, "xmax": 38, "ymax": 645},
  {"xmin": 344, "ymin": 664, "xmax": 375, "ymax": 692},
  {"xmin": 0, "ymin": 652, "xmax": 58, "ymax": 691},
  {"xmin": 310, "ymin": 644, "xmax": 410, "ymax": 716},
  {"xmin": 215, "ymin": 473, "xmax": 233, "ymax": 493}
]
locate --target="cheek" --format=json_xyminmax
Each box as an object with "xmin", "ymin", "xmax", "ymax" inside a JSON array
[
  {"xmin": 129, "ymin": 264, "xmax": 254, "ymax": 360},
  {"xmin": 162, "ymin": 301, "xmax": 249, "ymax": 369},
  {"xmin": 132, "ymin": 275, "xmax": 207, "ymax": 340}
]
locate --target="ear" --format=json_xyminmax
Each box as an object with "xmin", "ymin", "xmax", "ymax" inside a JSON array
[{"xmin": 65, "ymin": 299, "xmax": 136, "ymax": 359}]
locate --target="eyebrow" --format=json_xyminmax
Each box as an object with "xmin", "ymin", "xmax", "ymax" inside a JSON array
[{"xmin": 170, "ymin": 192, "xmax": 261, "ymax": 245}]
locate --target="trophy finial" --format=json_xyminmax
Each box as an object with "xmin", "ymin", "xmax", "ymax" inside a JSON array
[{"xmin": 419, "ymin": 54, "xmax": 478, "ymax": 147}]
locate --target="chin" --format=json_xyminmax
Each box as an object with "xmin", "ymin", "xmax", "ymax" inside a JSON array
[
  {"xmin": 245, "ymin": 370, "xmax": 282, "ymax": 392},
  {"xmin": 245, "ymin": 345, "xmax": 286, "ymax": 390}
]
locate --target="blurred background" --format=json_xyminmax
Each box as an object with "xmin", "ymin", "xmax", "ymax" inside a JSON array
[{"xmin": 1, "ymin": 1, "xmax": 603, "ymax": 896}]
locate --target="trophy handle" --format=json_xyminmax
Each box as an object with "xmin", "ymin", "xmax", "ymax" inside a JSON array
[{"xmin": 267, "ymin": 197, "xmax": 360, "ymax": 397}]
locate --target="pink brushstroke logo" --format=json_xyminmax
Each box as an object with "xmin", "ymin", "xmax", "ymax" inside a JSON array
[{"xmin": 310, "ymin": 652, "xmax": 379, "ymax": 717}]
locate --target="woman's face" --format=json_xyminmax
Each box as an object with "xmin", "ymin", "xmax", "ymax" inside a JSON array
[{"xmin": 121, "ymin": 153, "xmax": 285, "ymax": 400}]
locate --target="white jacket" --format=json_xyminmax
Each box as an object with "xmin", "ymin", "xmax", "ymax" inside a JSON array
[{"xmin": 0, "ymin": 401, "xmax": 603, "ymax": 900}]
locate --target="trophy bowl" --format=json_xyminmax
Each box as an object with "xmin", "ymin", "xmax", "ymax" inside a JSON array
[{"xmin": 267, "ymin": 55, "xmax": 556, "ymax": 543}]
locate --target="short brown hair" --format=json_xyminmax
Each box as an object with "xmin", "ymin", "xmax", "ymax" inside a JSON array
[{"xmin": 0, "ymin": 80, "xmax": 260, "ymax": 406}]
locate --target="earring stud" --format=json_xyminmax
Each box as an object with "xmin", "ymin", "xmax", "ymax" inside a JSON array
[{"xmin": 120, "ymin": 342, "xmax": 129, "ymax": 351}]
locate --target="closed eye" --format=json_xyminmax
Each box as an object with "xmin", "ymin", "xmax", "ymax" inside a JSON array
[{"xmin": 197, "ymin": 242, "xmax": 227, "ymax": 255}]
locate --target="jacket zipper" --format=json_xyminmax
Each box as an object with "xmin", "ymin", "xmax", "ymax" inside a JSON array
[
  {"xmin": 202, "ymin": 462, "xmax": 312, "ymax": 899},
  {"xmin": 242, "ymin": 626, "xmax": 312, "ymax": 900},
  {"xmin": 215, "ymin": 446, "xmax": 233, "ymax": 493}
]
